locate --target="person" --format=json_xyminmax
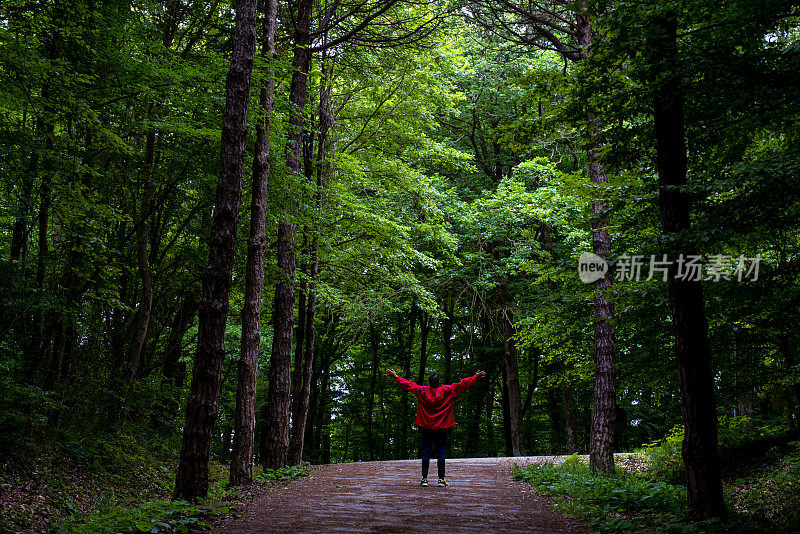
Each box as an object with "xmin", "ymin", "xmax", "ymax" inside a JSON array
[{"xmin": 386, "ymin": 368, "xmax": 486, "ymax": 487}]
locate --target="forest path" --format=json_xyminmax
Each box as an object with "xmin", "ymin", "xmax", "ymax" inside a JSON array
[{"xmin": 212, "ymin": 457, "xmax": 590, "ymax": 533}]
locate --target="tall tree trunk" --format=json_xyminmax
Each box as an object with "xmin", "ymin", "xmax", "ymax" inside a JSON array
[
  {"xmin": 262, "ymin": 0, "xmax": 313, "ymax": 470},
  {"xmin": 320, "ymin": 372, "xmax": 332, "ymax": 464},
  {"xmin": 163, "ymin": 290, "xmax": 198, "ymax": 388},
  {"xmin": 288, "ymin": 253, "xmax": 317, "ymax": 465},
  {"xmin": 305, "ymin": 314, "xmax": 337, "ymax": 463},
  {"xmin": 10, "ymin": 152, "xmax": 38, "ymax": 264},
  {"xmin": 229, "ymin": 0, "xmax": 277, "ymax": 486},
  {"xmin": 651, "ymin": 15, "xmax": 726, "ymax": 520},
  {"xmin": 127, "ymin": 131, "xmax": 155, "ymax": 388},
  {"xmin": 417, "ymin": 311, "xmax": 431, "ymax": 385},
  {"xmin": 367, "ymin": 323, "xmax": 379, "ymax": 460},
  {"xmin": 501, "ymin": 364, "xmax": 512, "ymax": 454},
  {"xmin": 548, "ymin": 387, "xmax": 565, "ymax": 452},
  {"xmin": 497, "ymin": 284, "xmax": 524, "ymax": 456},
  {"xmin": 263, "ymin": 221, "xmax": 296, "ymax": 469},
  {"xmin": 174, "ymin": 0, "xmax": 258, "ymax": 500},
  {"xmin": 780, "ymin": 335, "xmax": 800, "ymax": 428},
  {"xmin": 287, "ymin": 256, "xmax": 307, "ymax": 459},
  {"xmin": 562, "ymin": 384, "xmax": 578, "ymax": 453},
  {"xmin": 287, "ymin": 56, "xmax": 331, "ymax": 464},
  {"xmin": 485, "ymin": 374, "xmax": 496, "ymax": 456},
  {"xmin": 576, "ymin": 8, "xmax": 617, "ymax": 476},
  {"xmin": 26, "ymin": 113, "xmax": 55, "ymax": 386},
  {"xmin": 400, "ymin": 303, "xmax": 417, "ymax": 458},
  {"xmin": 443, "ymin": 298, "xmax": 454, "ymax": 384}
]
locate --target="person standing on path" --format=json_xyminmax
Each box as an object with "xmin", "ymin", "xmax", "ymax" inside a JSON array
[{"xmin": 386, "ymin": 368, "xmax": 486, "ymax": 487}]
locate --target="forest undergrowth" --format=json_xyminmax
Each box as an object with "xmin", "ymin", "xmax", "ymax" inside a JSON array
[
  {"xmin": 0, "ymin": 432, "xmax": 311, "ymax": 534},
  {"xmin": 515, "ymin": 417, "xmax": 800, "ymax": 533}
]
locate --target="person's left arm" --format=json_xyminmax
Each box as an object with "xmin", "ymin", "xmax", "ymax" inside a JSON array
[
  {"xmin": 451, "ymin": 370, "xmax": 486, "ymax": 395},
  {"xmin": 386, "ymin": 369, "xmax": 419, "ymax": 392}
]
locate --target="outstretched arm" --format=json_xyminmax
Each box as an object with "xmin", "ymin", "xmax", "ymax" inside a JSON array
[
  {"xmin": 386, "ymin": 368, "xmax": 419, "ymax": 392},
  {"xmin": 452, "ymin": 370, "xmax": 486, "ymax": 395}
]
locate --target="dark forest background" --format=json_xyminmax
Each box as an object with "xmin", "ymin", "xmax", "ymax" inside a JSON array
[{"xmin": 1, "ymin": 0, "xmax": 799, "ymax": 530}]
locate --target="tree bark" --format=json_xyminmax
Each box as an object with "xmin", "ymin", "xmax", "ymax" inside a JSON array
[
  {"xmin": 287, "ymin": 55, "xmax": 332, "ymax": 464},
  {"xmin": 367, "ymin": 323, "xmax": 379, "ymax": 460},
  {"xmin": 548, "ymin": 387, "xmax": 564, "ymax": 452},
  {"xmin": 576, "ymin": 8, "xmax": 617, "ymax": 475},
  {"xmin": 497, "ymin": 285, "xmax": 524, "ymax": 456},
  {"xmin": 651, "ymin": 15, "xmax": 726, "ymax": 520},
  {"xmin": 562, "ymin": 383, "xmax": 578, "ymax": 453},
  {"xmin": 262, "ymin": 0, "xmax": 313, "ymax": 471},
  {"xmin": 399, "ymin": 303, "xmax": 417, "ymax": 458},
  {"xmin": 443, "ymin": 298, "xmax": 454, "ymax": 384},
  {"xmin": 288, "ymin": 249, "xmax": 317, "ymax": 465},
  {"xmin": 127, "ymin": 131, "xmax": 155, "ymax": 387},
  {"xmin": 229, "ymin": 0, "xmax": 277, "ymax": 487},
  {"xmin": 417, "ymin": 311, "xmax": 431, "ymax": 385},
  {"xmin": 163, "ymin": 290, "xmax": 198, "ymax": 387},
  {"xmin": 263, "ymin": 221, "xmax": 297, "ymax": 469},
  {"xmin": 174, "ymin": 0, "xmax": 258, "ymax": 500}
]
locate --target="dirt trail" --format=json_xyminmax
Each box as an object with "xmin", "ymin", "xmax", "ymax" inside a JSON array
[{"xmin": 213, "ymin": 457, "xmax": 589, "ymax": 533}]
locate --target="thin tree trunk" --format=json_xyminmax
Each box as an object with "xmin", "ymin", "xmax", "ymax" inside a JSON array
[
  {"xmin": 320, "ymin": 371, "xmax": 332, "ymax": 464},
  {"xmin": 174, "ymin": 0, "xmax": 258, "ymax": 500},
  {"xmin": 465, "ymin": 370, "xmax": 486, "ymax": 456},
  {"xmin": 288, "ymin": 57, "xmax": 331, "ymax": 464},
  {"xmin": 229, "ymin": 0, "xmax": 277, "ymax": 487},
  {"xmin": 367, "ymin": 323, "xmax": 379, "ymax": 460},
  {"xmin": 780, "ymin": 336, "xmax": 800, "ymax": 428},
  {"xmin": 497, "ymin": 284, "xmax": 524, "ymax": 456},
  {"xmin": 417, "ymin": 311, "xmax": 431, "ymax": 385},
  {"xmin": 127, "ymin": 131, "xmax": 155, "ymax": 387},
  {"xmin": 485, "ymin": 374, "xmax": 496, "ymax": 456},
  {"xmin": 443, "ymin": 298, "xmax": 454, "ymax": 385},
  {"xmin": 501, "ymin": 365, "xmax": 512, "ymax": 455},
  {"xmin": 26, "ymin": 114, "xmax": 55, "ymax": 386},
  {"xmin": 262, "ymin": 0, "xmax": 313, "ymax": 470},
  {"xmin": 163, "ymin": 290, "xmax": 198, "ymax": 387},
  {"xmin": 221, "ymin": 424, "xmax": 233, "ymax": 464},
  {"xmin": 651, "ymin": 15, "xmax": 726, "ymax": 520},
  {"xmin": 263, "ymin": 222, "xmax": 296, "ymax": 469},
  {"xmin": 562, "ymin": 384, "xmax": 578, "ymax": 453},
  {"xmin": 288, "ymin": 257, "xmax": 316, "ymax": 465},
  {"xmin": 10, "ymin": 152, "xmax": 38, "ymax": 264},
  {"xmin": 287, "ymin": 231, "xmax": 307, "ymax": 464},
  {"xmin": 576, "ymin": 9, "xmax": 617, "ymax": 475},
  {"xmin": 400, "ymin": 304, "xmax": 417, "ymax": 458},
  {"xmin": 305, "ymin": 314, "xmax": 337, "ymax": 463},
  {"xmin": 548, "ymin": 387, "xmax": 564, "ymax": 453}
]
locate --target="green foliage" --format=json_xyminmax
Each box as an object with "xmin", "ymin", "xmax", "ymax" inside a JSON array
[
  {"xmin": 254, "ymin": 462, "xmax": 312, "ymax": 483},
  {"xmin": 49, "ymin": 497, "xmax": 232, "ymax": 534},
  {"xmin": 643, "ymin": 424, "xmax": 686, "ymax": 485},
  {"xmin": 642, "ymin": 416, "xmax": 791, "ymax": 484},
  {"xmin": 1, "ymin": 0, "xmax": 799, "ymax": 528},
  {"xmin": 513, "ymin": 455, "xmax": 707, "ymax": 533}
]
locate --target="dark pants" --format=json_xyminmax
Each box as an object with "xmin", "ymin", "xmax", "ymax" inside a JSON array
[{"xmin": 421, "ymin": 428, "xmax": 448, "ymax": 479}]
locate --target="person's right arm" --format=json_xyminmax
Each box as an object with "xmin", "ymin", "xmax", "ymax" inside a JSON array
[{"xmin": 386, "ymin": 368, "xmax": 420, "ymax": 392}]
